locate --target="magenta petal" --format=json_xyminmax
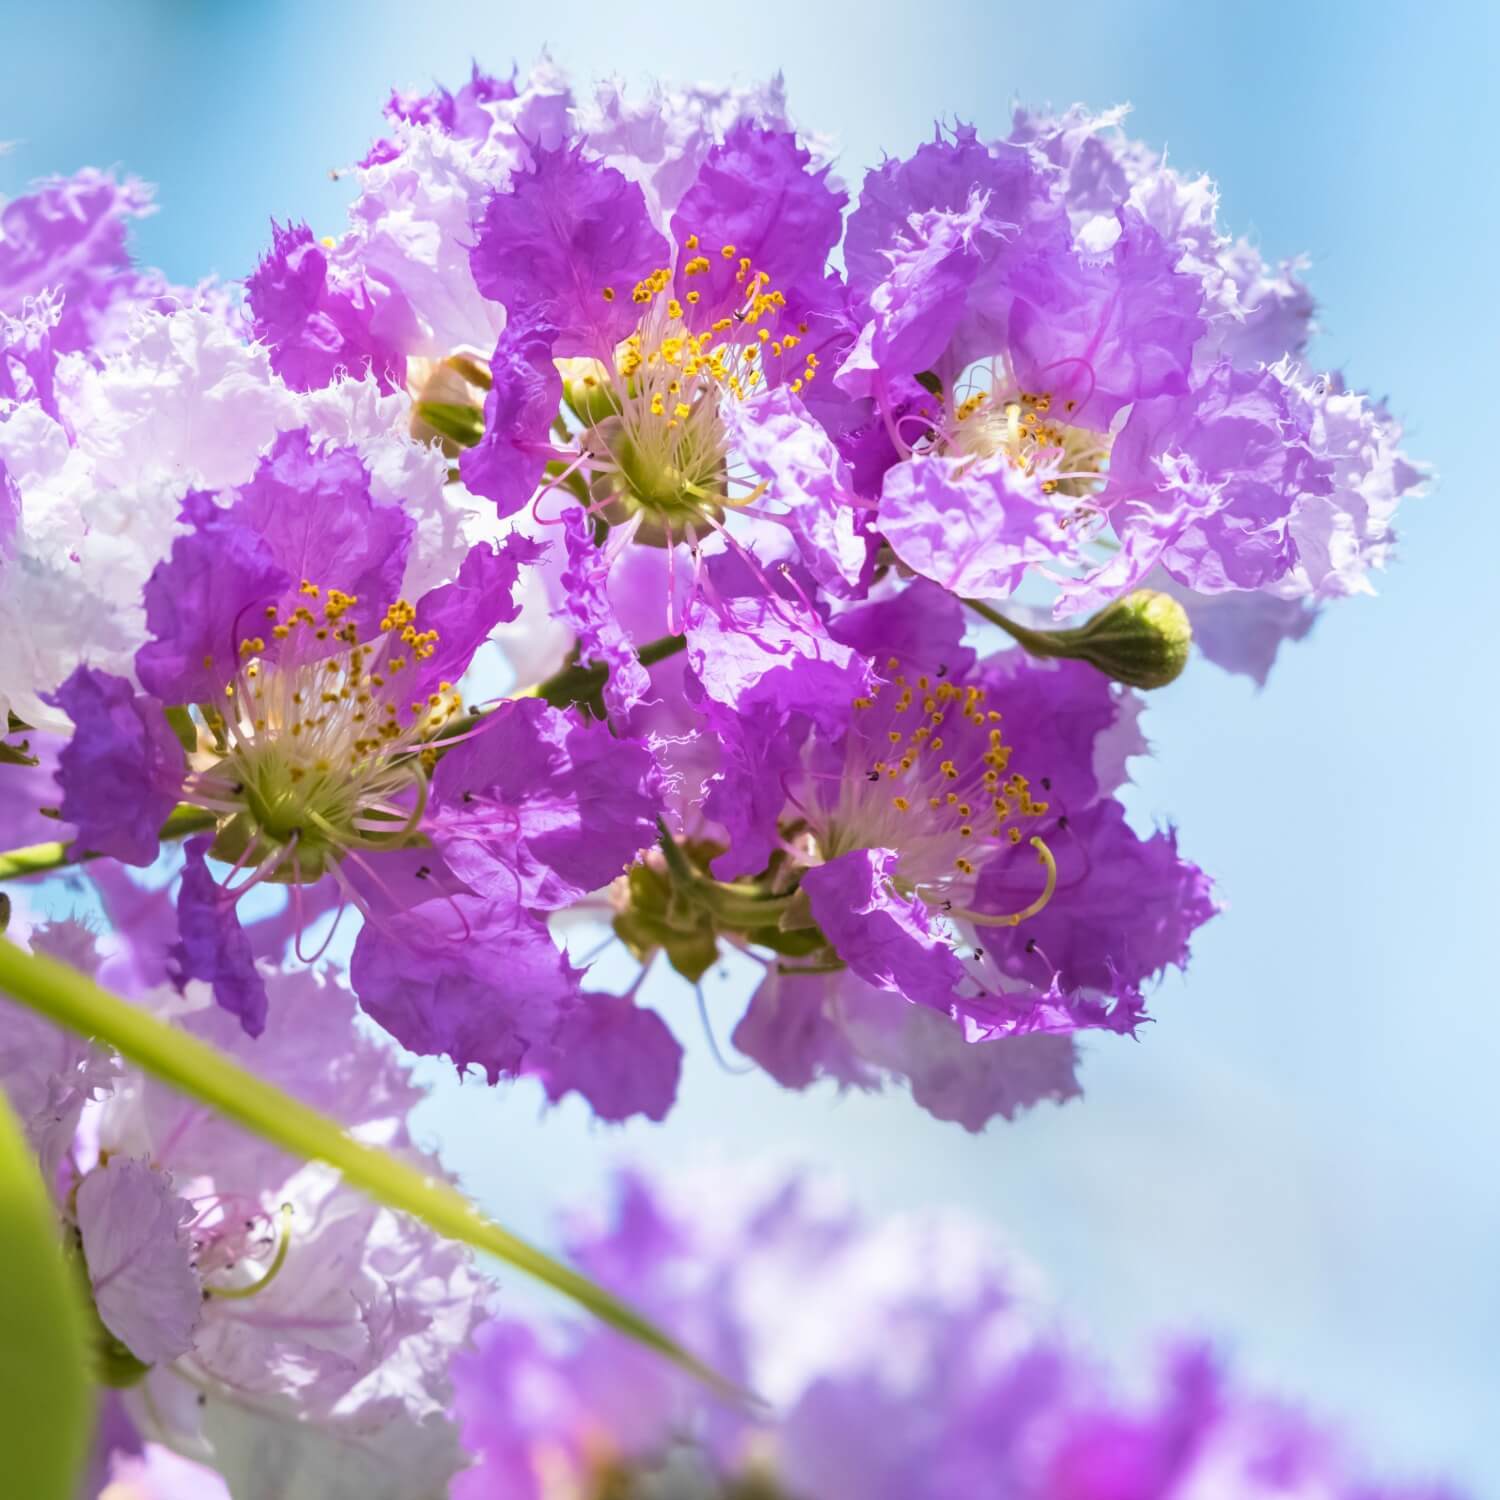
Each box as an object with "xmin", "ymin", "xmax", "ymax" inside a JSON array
[
  {"xmin": 47, "ymin": 667, "xmax": 185, "ymax": 867},
  {"xmin": 172, "ymin": 838, "xmax": 269, "ymax": 1037},
  {"xmin": 801, "ymin": 848, "xmax": 966, "ymax": 1014}
]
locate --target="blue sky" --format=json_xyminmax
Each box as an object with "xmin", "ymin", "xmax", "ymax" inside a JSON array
[{"xmin": 4, "ymin": 2, "xmax": 1496, "ymax": 1489}]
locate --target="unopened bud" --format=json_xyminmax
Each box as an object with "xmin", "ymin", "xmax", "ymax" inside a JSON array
[{"xmin": 984, "ymin": 589, "xmax": 1192, "ymax": 690}]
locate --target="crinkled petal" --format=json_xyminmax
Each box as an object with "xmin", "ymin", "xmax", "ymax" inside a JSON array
[
  {"xmin": 683, "ymin": 571, "xmax": 873, "ymax": 734},
  {"xmin": 47, "ymin": 667, "xmax": 185, "ymax": 867},
  {"xmin": 801, "ymin": 847, "xmax": 966, "ymax": 1013},
  {"xmin": 349, "ymin": 895, "xmax": 581, "ymax": 1084},
  {"xmin": 975, "ymin": 800, "xmax": 1218, "ymax": 997},
  {"xmin": 458, "ymin": 313, "xmax": 563, "ymax": 516},
  {"xmin": 408, "ymin": 530, "xmax": 546, "ymax": 700},
  {"xmin": 0, "ymin": 292, "xmax": 62, "ymax": 420},
  {"xmin": 75, "ymin": 1156, "xmax": 201, "ymax": 1365},
  {"xmin": 0, "ymin": 169, "xmax": 161, "ymax": 353},
  {"xmin": 230, "ymin": 427, "xmax": 414, "ymax": 639},
  {"xmin": 1007, "ymin": 211, "xmax": 1204, "ymax": 432},
  {"xmin": 135, "ymin": 490, "xmax": 290, "ymax": 706},
  {"xmin": 879, "ymin": 454, "xmax": 1077, "ymax": 600},
  {"xmin": 556, "ymin": 508, "xmax": 651, "ymax": 717},
  {"xmin": 670, "ymin": 124, "xmax": 846, "ymax": 304},
  {"xmin": 0, "ymin": 922, "xmax": 117, "ymax": 1184},
  {"xmin": 468, "ymin": 143, "xmax": 668, "ymax": 354},
  {"xmin": 431, "ymin": 698, "xmax": 660, "ymax": 910},
  {"xmin": 537, "ymin": 991, "xmax": 683, "ymax": 1122},
  {"xmin": 731, "ymin": 968, "xmax": 880, "ymax": 1092},
  {"xmin": 246, "ymin": 221, "xmax": 416, "ymax": 394},
  {"xmin": 1060, "ymin": 360, "xmax": 1332, "ymax": 614},
  {"xmin": 829, "ymin": 577, "xmax": 977, "ymax": 678},
  {"xmin": 172, "ymin": 837, "xmax": 269, "ymax": 1036},
  {"xmin": 722, "ymin": 386, "xmax": 873, "ymax": 593}
]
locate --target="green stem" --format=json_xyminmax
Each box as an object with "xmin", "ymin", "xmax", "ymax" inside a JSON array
[
  {"xmin": 960, "ymin": 597, "xmax": 1066, "ymax": 659},
  {"xmin": 0, "ymin": 937, "xmax": 740, "ymax": 1402},
  {"xmin": 0, "ymin": 805, "xmax": 217, "ymax": 883},
  {"xmin": 0, "ymin": 636, "xmax": 691, "ymax": 884}
]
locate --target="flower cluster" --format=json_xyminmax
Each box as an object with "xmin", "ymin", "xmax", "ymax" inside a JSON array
[
  {"xmin": 0, "ymin": 55, "xmax": 1441, "ymax": 1499},
  {"xmin": 0, "ymin": 62, "xmax": 1423, "ymax": 1132}
]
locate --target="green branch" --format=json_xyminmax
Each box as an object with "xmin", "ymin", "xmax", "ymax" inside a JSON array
[{"xmin": 0, "ymin": 937, "xmax": 739, "ymax": 1402}]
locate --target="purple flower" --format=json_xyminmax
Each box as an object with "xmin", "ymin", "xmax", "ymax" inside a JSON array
[
  {"xmin": 79, "ymin": 969, "xmax": 484, "ymax": 1498},
  {"xmin": 461, "ymin": 131, "xmax": 850, "ymax": 578},
  {"xmin": 672, "ymin": 586, "xmax": 1214, "ymax": 1125},
  {"xmin": 452, "ymin": 1168, "xmax": 1465, "ymax": 1500}
]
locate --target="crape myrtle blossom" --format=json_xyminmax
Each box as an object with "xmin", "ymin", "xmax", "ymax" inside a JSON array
[
  {"xmin": 455, "ymin": 122, "xmax": 855, "ymax": 609},
  {"xmin": 0, "ymin": 918, "xmax": 483, "ymax": 1500},
  {"xmin": 838, "ymin": 111, "xmax": 1425, "ymax": 683},
  {"xmin": 599, "ymin": 572, "xmax": 1215, "ymax": 1129},
  {"xmin": 42, "ymin": 427, "xmax": 679, "ymax": 1118},
  {"xmin": 0, "ymin": 60, "xmax": 1418, "ymax": 1142},
  {"xmin": 450, "ymin": 1166, "xmax": 1463, "ymax": 1500}
]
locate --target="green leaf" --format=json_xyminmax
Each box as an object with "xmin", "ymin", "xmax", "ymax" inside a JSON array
[
  {"xmin": 0, "ymin": 937, "xmax": 739, "ymax": 1402},
  {"xmin": 0, "ymin": 1090, "xmax": 94, "ymax": 1499}
]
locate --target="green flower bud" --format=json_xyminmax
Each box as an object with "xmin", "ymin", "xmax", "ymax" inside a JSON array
[
  {"xmin": 975, "ymin": 589, "xmax": 1193, "ymax": 691},
  {"xmin": 1051, "ymin": 589, "xmax": 1192, "ymax": 689}
]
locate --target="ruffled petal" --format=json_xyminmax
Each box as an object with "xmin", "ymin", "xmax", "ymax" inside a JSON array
[
  {"xmin": 171, "ymin": 837, "xmax": 269, "ymax": 1036},
  {"xmin": 47, "ymin": 667, "xmax": 185, "ymax": 866},
  {"xmin": 75, "ymin": 1156, "xmax": 201, "ymax": 1365}
]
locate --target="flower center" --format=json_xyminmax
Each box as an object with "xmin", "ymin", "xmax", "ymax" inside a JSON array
[
  {"xmin": 568, "ymin": 235, "xmax": 818, "ymax": 538},
  {"xmin": 944, "ymin": 372, "xmax": 1111, "ymax": 499},
  {"xmin": 182, "ymin": 581, "xmax": 462, "ymax": 883},
  {"xmin": 796, "ymin": 663, "xmax": 1057, "ymax": 921}
]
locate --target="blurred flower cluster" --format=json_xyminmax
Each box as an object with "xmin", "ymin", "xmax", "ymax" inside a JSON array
[{"xmin": 0, "ymin": 58, "xmax": 1435, "ymax": 1499}]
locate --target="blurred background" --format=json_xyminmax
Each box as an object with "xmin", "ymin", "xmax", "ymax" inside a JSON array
[{"xmin": 4, "ymin": 1, "xmax": 1495, "ymax": 1489}]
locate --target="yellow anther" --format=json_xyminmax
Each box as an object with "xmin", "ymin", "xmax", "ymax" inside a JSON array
[
  {"xmin": 893, "ymin": 796, "xmax": 910, "ymax": 812},
  {"xmin": 602, "ymin": 286, "xmax": 615, "ymax": 302},
  {"xmin": 721, "ymin": 244, "xmax": 736, "ymax": 259},
  {"xmin": 685, "ymin": 233, "xmax": 699, "ymax": 249},
  {"xmin": 667, "ymin": 298, "xmax": 683, "ymax": 319}
]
